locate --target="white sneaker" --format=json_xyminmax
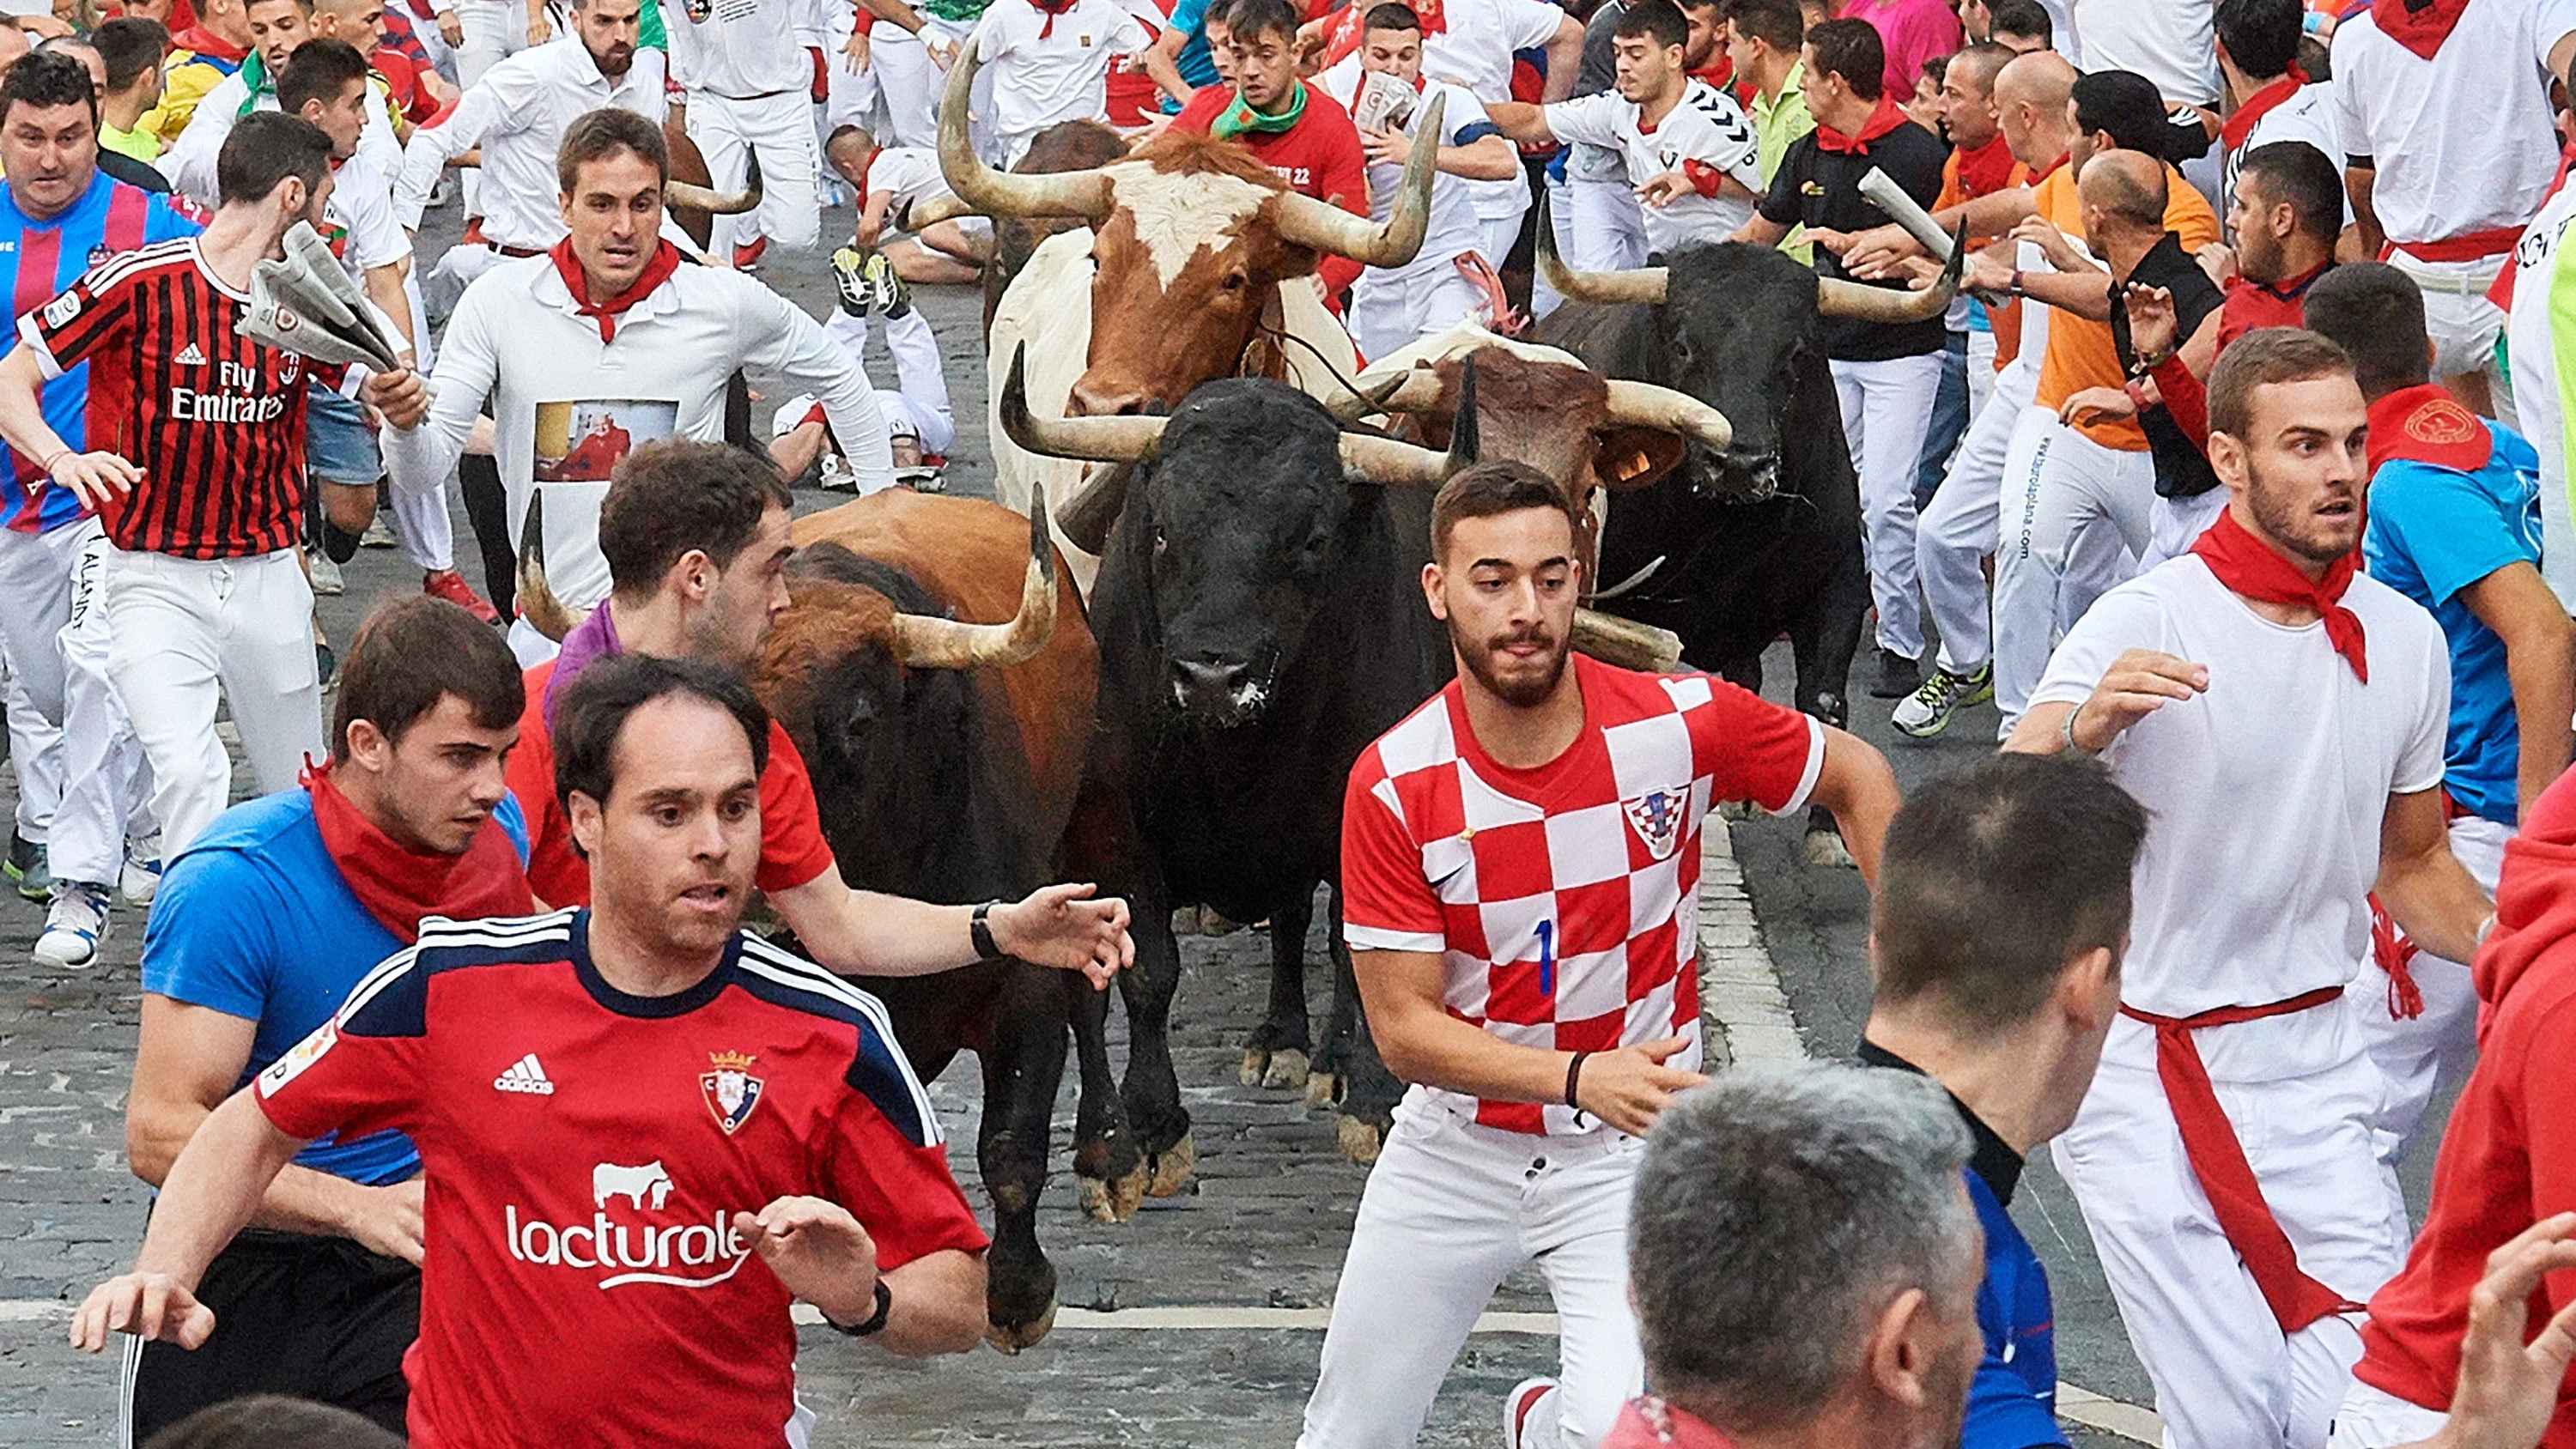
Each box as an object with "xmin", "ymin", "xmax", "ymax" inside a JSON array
[
  {"xmin": 307, "ymin": 548, "xmax": 344, "ymax": 597},
  {"xmin": 120, "ymin": 850, "xmax": 162, "ymax": 909},
  {"xmin": 1502, "ymin": 1377, "xmax": 1559, "ymax": 1449},
  {"xmin": 33, "ymin": 883, "xmax": 107, "ymax": 968}
]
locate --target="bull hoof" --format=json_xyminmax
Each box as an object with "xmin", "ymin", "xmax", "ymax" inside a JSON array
[
  {"xmin": 1261, "ymin": 1048, "xmax": 1311, "ymax": 1091},
  {"xmin": 1335, "ymin": 1113, "xmax": 1385, "ymax": 1164},
  {"xmin": 1303, "ymin": 1070, "xmax": 1343, "ymax": 1109},
  {"xmin": 1077, "ymin": 1162, "xmax": 1148, "ymax": 1223},
  {"xmin": 1145, "ymin": 1131, "xmax": 1198, "ymax": 1197},
  {"xmin": 1718, "ymin": 799, "xmax": 1751, "ymax": 822},
  {"xmin": 1802, "ymin": 828, "xmax": 1856, "ymax": 870},
  {"xmin": 984, "ymin": 1299, "xmax": 1059, "ymax": 1355},
  {"xmin": 1239, "ymin": 1048, "xmax": 1267, "ymax": 1086}
]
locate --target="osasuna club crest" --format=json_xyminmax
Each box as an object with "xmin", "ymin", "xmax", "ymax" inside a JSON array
[
  {"xmin": 1624, "ymin": 786, "xmax": 1688, "ymax": 862},
  {"xmin": 701, "ymin": 1051, "xmax": 764, "ymax": 1135}
]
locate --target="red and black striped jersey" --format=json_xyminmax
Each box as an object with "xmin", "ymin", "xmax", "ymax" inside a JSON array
[{"xmin": 15, "ymin": 237, "xmax": 308, "ymax": 559}]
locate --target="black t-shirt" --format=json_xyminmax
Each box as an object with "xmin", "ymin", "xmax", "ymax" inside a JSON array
[
  {"xmin": 1758, "ymin": 118, "xmax": 1950, "ymax": 361},
  {"xmin": 2110, "ymin": 231, "xmax": 2227, "ymax": 499}
]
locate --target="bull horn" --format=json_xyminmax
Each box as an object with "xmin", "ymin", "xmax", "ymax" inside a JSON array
[
  {"xmin": 999, "ymin": 343, "xmax": 1167, "ymax": 461},
  {"xmin": 898, "ymin": 192, "xmax": 980, "ymax": 231},
  {"xmin": 665, "ymin": 149, "xmax": 762, "ymax": 215},
  {"xmin": 1534, "ymin": 191, "xmax": 1668, "ymax": 306},
  {"xmin": 939, "ymin": 48, "xmax": 1111, "ymax": 221},
  {"xmin": 515, "ymin": 490, "xmax": 589, "ymax": 644},
  {"xmin": 1571, "ymin": 608, "xmax": 1682, "ymax": 672},
  {"xmin": 1271, "ymin": 94, "xmax": 1443, "ymax": 268},
  {"xmin": 1324, "ymin": 366, "xmax": 1444, "ymax": 421},
  {"xmin": 1339, "ymin": 431, "xmax": 1455, "ymax": 487},
  {"xmin": 1602, "ymin": 379, "xmax": 1732, "ymax": 452},
  {"xmin": 1814, "ymin": 222, "xmax": 1966, "ymax": 324},
  {"xmin": 887, "ymin": 482, "xmax": 1060, "ymax": 670},
  {"xmin": 1448, "ymin": 352, "xmax": 1479, "ymax": 468}
]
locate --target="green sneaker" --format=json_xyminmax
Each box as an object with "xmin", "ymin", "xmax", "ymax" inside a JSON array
[{"xmin": 1890, "ymin": 663, "xmax": 1995, "ymax": 738}]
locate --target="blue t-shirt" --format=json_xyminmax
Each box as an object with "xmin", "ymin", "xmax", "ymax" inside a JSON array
[
  {"xmin": 140, "ymin": 788, "xmax": 532, "ymax": 1185},
  {"xmin": 1160, "ymin": 0, "xmax": 1223, "ymax": 103},
  {"xmin": 2362, "ymin": 420, "xmax": 2543, "ymax": 827},
  {"xmin": 0, "ymin": 171, "xmax": 199, "ymax": 533},
  {"xmin": 1965, "ymin": 1167, "xmax": 2063, "ymax": 1448}
]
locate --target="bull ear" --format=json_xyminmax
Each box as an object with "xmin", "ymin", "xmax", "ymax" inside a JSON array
[
  {"xmin": 1444, "ymin": 355, "xmax": 1479, "ymax": 470},
  {"xmin": 1058, "ymin": 461, "xmax": 1134, "ymax": 555},
  {"xmin": 1589, "ymin": 426, "xmax": 1687, "ymax": 491}
]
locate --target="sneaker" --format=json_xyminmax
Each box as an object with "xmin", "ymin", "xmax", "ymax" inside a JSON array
[
  {"xmin": 830, "ymin": 246, "xmax": 871, "ymax": 317},
  {"xmin": 1890, "ymin": 662, "xmax": 1995, "ymax": 738},
  {"xmin": 815, "ymin": 452, "xmax": 858, "ymax": 492},
  {"xmin": 307, "ymin": 548, "xmax": 344, "ymax": 597},
  {"xmin": 1502, "ymin": 1378, "xmax": 1559, "ymax": 1449},
  {"xmin": 120, "ymin": 849, "xmax": 161, "ymax": 909},
  {"xmin": 864, "ymin": 251, "xmax": 912, "ymax": 318},
  {"xmin": 4, "ymin": 830, "xmax": 48, "ymax": 901},
  {"xmin": 33, "ymin": 882, "xmax": 106, "ymax": 968},
  {"xmin": 424, "ymin": 567, "xmax": 502, "ymax": 624},
  {"xmin": 361, "ymin": 513, "xmax": 399, "ymax": 549},
  {"xmin": 1869, "ymin": 646, "xmax": 1923, "ymax": 700},
  {"xmin": 732, "ymin": 235, "xmax": 769, "ymax": 270}
]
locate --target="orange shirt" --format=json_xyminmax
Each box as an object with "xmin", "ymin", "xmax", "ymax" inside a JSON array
[
  {"xmin": 1937, "ymin": 148, "xmax": 2033, "ymax": 371},
  {"xmin": 2032, "ymin": 163, "xmax": 2221, "ymax": 450}
]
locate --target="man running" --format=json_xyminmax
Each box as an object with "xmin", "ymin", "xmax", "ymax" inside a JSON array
[
  {"xmin": 2005, "ymin": 328, "xmax": 2493, "ymax": 1449},
  {"xmin": 1303, "ymin": 460, "xmax": 1901, "ymax": 1449}
]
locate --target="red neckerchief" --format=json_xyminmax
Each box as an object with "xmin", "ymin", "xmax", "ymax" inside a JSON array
[
  {"xmin": 2366, "ymin": 382, "xmax": 2494, "ymax": 477},
  {"xmin": 1029, "ymin": 0, "xmax": 1078, "ymax": 39},
  {"xmin": 2372, "ymin": 0, "xmax": 2472, "ymax": 58},
  {"xmin": 1816, "ymin": 94, "xmax": 1907, "ymax": 154},
  {"xmin": 1599, "ymin": 1399, "xmax": 1740, "ymax": 1449},
  {"xmin": 172, "ymin": 22, "xmax": 247, "ymax": 62},
  {"xmin": 304, "ymin": 760, "xmax": 535, "ymax": 944},
  {"xmin": 2219, "ymin": 66, "xmax": 2309, "ymax": 151},
  {"xmin": 2026, "ymin": 149, "xmax": 2069, "ymax": 183},
  {"xmin": 1690, "ymin": 57, "xmax": 1734, "ymax": 89},
  {"xmin": 548, "ymin": 238, "xmax": 683, "ymax": 343},
  {"xmin": 2190, "ymin": 506, "xmax": 2368, "ymax": 681},
  {"xmin": 1953, "ymin": 130, "xmax": 2019, "ymax": 198},
  {"xmin": 1321, "ymin": 0, "xmax": 1444, "ymax": 68}
]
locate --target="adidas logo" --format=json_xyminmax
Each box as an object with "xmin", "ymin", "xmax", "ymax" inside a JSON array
[
  {"xmin": 494, "ymin": 1052, "xmax": 555, "ymax": 1096},
  {"xmin": 173, "ymin": 343, "xmax": 206, "ymax": 367}
]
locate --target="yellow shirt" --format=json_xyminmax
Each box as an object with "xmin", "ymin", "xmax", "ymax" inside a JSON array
[
  {"xmin": 138, "ymin": 52, "xmax": 235, "ymax": 148},
  {"xmin": 2032, "ymin": 162, "xmax": 2220, "ymax": 451},
  {"xmin": 100, "ymin": 121, "xmax": 160, "ymax": 163}
]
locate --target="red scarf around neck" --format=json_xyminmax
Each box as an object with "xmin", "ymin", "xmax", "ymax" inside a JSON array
[
  {"xmin": 2372, "ymin": 0, "xmax": 2473, "ymax": 58},
  {"xmin": 2219, "ymin": 67, "xmax": 2309, "ymax": 151},
  {"xmin": 2190, "ymin": 506, "xmax": 2368, "ymax": 682},
  {"xmin": 1816, "ymin": 95, "xmax": 1907, "ymax": 154},
  {"xmin": 2366, "ymin": 382, "xmax": 2493, "ymax": 478},
  {"xmin": 306, "ymin": 761, "xmax": 535, "ymax": 944},
  {"xmin": 548, "ymin": 237, "xmax": 683, "ymax": 343},
  {"xmin": 1028, "ymin": 0, "xmax": 1077, "ymax": 39}
]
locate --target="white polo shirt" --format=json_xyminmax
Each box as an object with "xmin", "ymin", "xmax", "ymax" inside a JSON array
[
  {"xmin": 1343, "ymin": 0, "xmax": 1564, "ymax": 224},
  {"xmin": 1541, "ymin": 79, "xmax": 1760, "ymax": 253},
  {"xmin": 2221, "ymin": 81, "xmax": 2348, "ymax": 233},
  {"xmin": 395, "ymin": 39, "xmax": 668, "ymax": 251},
  {"xmin": 2030, "ymin": 554, "xmax": 2448, "ymax": 1081},
  {"xmin": 2331, "ymin": 0, "xmax": 2576, "ymax": 249},
  {"xmin": 970, "ymin": 0, "xmax": 1150, "ymax": 161},
  {"xmin": 1321, "ymin": 71, "xmax": 1495, "ymax": 276},
  {"xmin": 665, "ymin": 0, "xmax": 813, "ymax": 100},
  {"xmin": 865, "ymin": 144, "xmax": 952, "ymax": 218}
]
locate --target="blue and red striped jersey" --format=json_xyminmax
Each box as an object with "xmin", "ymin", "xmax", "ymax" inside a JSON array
[{"xmin": 0, "ymin": 171, "xmax": 198, "ymax": 534}]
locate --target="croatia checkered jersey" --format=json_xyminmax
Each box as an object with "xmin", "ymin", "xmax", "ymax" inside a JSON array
[
  {"xmin": 253, "ymin": 910, "xmax": 989, "ymax": 1449},
  {"xmin": 1340, "ymin": 654, "xmax": 1823, "ymax": 1135},
  {"xmin": 0, "ymin": 171, "xmax": 197, "ymax": 534}
]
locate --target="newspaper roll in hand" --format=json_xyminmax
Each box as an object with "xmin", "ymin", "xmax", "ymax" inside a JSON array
[
  {"xmin": 1857, "ymin": 166, "xmax": 2000, "ymax": 306},
  {"xmin": 234, "ymin": 220, "xmax": 405, "ymax": 373}
]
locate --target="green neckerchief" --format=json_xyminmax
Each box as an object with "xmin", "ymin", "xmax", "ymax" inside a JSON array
[
  {"xmin": 918, "ymin": 0, "xmax": 990, "ymax": 22},
  {"xmin": 1211, "ymin": 80, "xmax": 1306, "ymax": 140},
  {"xmin": 235, "ymin": 46, "xmax": 271, "ymax": 117}
]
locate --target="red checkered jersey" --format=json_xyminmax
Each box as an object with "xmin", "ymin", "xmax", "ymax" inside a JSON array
[
  {"xmin": 254, "ymin": 910, "xmax": 988, "ymax": 1449},
  {"xmin": 16, "ymin": 237, "xmax": 309, "ymax": 559},
  {"xmin": 1340, "ymin": 655, "xmax": 1824, "ymax": 1135}
]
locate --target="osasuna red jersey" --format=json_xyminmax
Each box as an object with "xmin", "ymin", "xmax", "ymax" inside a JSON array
[
  {"xmin": 254, "ymin": 910, "xmax": 989, "ymax": 1449},
  {"xmin": 17, "ymin": 237, "xmax": 308, "ymax": 559}
]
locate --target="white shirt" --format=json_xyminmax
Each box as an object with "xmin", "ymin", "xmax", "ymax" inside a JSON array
[
  {"xmin": 969, "ymin": 0, "xmax": 1149, "ymax": 154},
  {"xmin": 2508, "ymin": 179, "xmax": 2576, "ymax": 607},
  {"xmin": 2222, "ymin": 82, "xmax": 2348, "ymax": 235},
  {"xmin": 665, "ymin": 0, "xmax": 811, "ymax": 100},
  {"xmin": 161, "ymin": 68, "xmax": 404, "ymax": 209},
  {"xmin": 1542, "ymin": 80, "xmax": 1760, "ymax": 253},
  {"xmin": 327, "ymin": 149, "xmax": 410, "ymax": 281},
  {"xmin": 2332, "ymin": 0, "xmax": 2576, "ymax": 247},
  {"xmin": 864, "ymin": 144, "xmax": 951, "ymax": 216},
  {"xmin": 381, "ymin": 256, "xmax": 893, "ymax": 613},
  {"xmin": 2068, "ymin": 0, "xmax": 2217, "ymax": 105},
  {"xmin": 1342, "ymin": 0, "xmax": 1563, "ymax": 222},
  {"xmin": 1320, "ymin": 72, "xmax": 1493, "ymax": 275},
  {"xmin": 396, "ymin": 39, "xmax": 667, "ymax": 250},
  {"xmin": 2030, "ymin": 555, "xmax": 2448, "ymax": 1078}
]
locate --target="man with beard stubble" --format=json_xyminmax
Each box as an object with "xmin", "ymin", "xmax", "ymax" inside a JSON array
[{"xmin": 1304, "ymin": 460, "xmax": 1900, "ymax": 1449}]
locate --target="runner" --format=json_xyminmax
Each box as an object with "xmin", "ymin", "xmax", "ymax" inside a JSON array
[
  {"xmin": 71, "ymin": 651, "xmax": 996, "ymax": 1445},
  {"xmin": 1301, "ymin": 460, "xmax": 1901, "ymax": 1449},
  {"xmin": 2005, "ymin": 328, "xmax": 2494, "ymax": 1449},
  {"xmin": 663, "ymin": 0, "xmax": 818, "ymax": 266}
]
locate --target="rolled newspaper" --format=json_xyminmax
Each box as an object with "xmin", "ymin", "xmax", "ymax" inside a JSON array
[
  {"xmin": 1858, "ymin": 166, "xmax": 2003, "ymax": 305},
  {"xmin": 234, "ymin": 220, "xmax": 405, "ymax": 373}
]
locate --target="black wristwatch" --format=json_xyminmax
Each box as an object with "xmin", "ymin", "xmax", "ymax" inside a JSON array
[
  {"xmin": 829, "ymin": 1277, "xmax": 894, "ymax": 1337},
  {"xmin": 969, "ymin": 900, "xmax": 1003, "ymax": 959}
]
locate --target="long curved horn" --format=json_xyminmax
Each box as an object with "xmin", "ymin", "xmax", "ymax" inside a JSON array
[
  {"xmin": 1601, "ymin": 379, "xmax": 1732, "ymax": 453},
  {"xmin": 1271, "ymin": 94, "xmax": 1443, "ymax": 268},
  {"xmin": 1323, "ymin": 366, "xmax": 1444, "ymax": 421},
  {"xmin": 939, "ymin": 47, "xmax": 1111, "ymax": 220},
  {"xmin": 999, "ymin": 343, "xmax": 1168, "ymax": 461},
  {"xmin": 888, "ymin": 483, "xmax": 1060, "ymax": 670},
  {"xmin": 1534, "ymin": 194, "xmax": 1668, "ymax": 305},
  {"xmin": 664, "ymin": 179, "xmax": 758, "ymax": 214},
  {"xmin": 1815, "ymin": 222, "xmax": 1966, "ymax": 323},
  {"xmin": 1570, "ymin": 608, "xmax": 1682, "ymax": 672},
  {"xmin": 1339, "ymin": 431, "xmax": 1455, "ymax": 487},
  {"xmin": 898, "ymin": 192, "xmax": 980, "ymax": 230},
  {"xmin": 515, "ymin": 490, "xmax": 588, "ymax": 644}
]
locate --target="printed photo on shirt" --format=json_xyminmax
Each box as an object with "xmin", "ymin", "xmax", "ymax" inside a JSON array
[{"xmin": 533, "ymin": 398, "xmax": 679, "ymax": 483}]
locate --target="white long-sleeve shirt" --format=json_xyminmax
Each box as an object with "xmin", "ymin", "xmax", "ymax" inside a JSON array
[
  {"xmin": 395, "ymin": 38, "xmax": 666, "ymax": 250},
  {"xmin": 664, "ymin": 0, "xmax": 810, "ymax": 101},
  {"xmin": 381, "ymin": 254, "xmax": 893, "ymax": 613},
  {"xmin": 161, "ymin": 66, "xmax": 404, "ymax": 209}
]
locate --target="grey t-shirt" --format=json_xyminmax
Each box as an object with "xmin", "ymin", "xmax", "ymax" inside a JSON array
[{"xmin": 1569, "ymin": 0, "xmax": 1626, "ymax": 181}]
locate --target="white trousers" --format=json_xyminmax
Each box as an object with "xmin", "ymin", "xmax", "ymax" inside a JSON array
[
  {"xmin": 1351, "ymin": 262, "xmax": 1485, "ymax": 361},
  {"xmin": 0, "ymin": 518, "xmax": 82, "ymax": 840},
  {"xmin": 2054, "ymin": 1030, "xmax": 2411, "ymax": 1449},
  {"xmin": 824, "ymin": 306, "xmax": 955, "ymax": 455},
  {"xmin": 1566, "ymin": 173, "xmax": 1647, "ymax": 272},
  {"xmin": 2328, "ymin": 1377, "xmax": 2453, "ymax": 1447},
  {"xmin": 1965, "ymin": 325, "xmax": 1998, "ymax": 418},
  {"xmin": 1916, "ymin": 357, "xmax": 2039, "ymax": 676},
  {"xmin": 690, "ymin": 89, "xmax": 824, "ymax": 256},
  {"xmin": 455, "ymin": 0, "xmax": 531, "ymax": 216},
  {"xmin": 53, "ymin": 523, "xmax": 149, "ymax": 887},
  {"xmin": 2348, "ymin": 815, "xmax": 2509, "ymax": 1169},
  {"xmin": 105, "ymin": 548, "xmax": 323, "ymax": 858},
  {"xmin": 1, "ymin": 664, "xmax": 56, "ymax": 840},
  {"xmin": 1832, "ymin": 353, "xmax": 1945, "ymax": 659},
  {"xmin": 2389, "ymin": 252, "xmax": 2512, "ymax": 421},
  {"xmin": 1993, "ymin": 416, "xmax": 2154, "ymax": 731},
  {"xmin": 2145, "ymin": 488, "xmax": 2229, "ymax": 571},
  {"xmin": 866, "ymin": 27, "xmax": 944, "ymax": 150},
  {"xmin": 1298, "ymin": 1103, "xmax": 1644, "ymax": 1449}
]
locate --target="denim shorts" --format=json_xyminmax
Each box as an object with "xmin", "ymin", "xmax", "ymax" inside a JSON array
[{"xmin": 305, "ymin": 380, "xmax": 381, "ymax": 487}]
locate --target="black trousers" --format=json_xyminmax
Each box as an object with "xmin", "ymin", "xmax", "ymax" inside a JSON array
[{"xmin": 121, "ymin": 1228, "xmax": 419, "ymax": 1446}]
